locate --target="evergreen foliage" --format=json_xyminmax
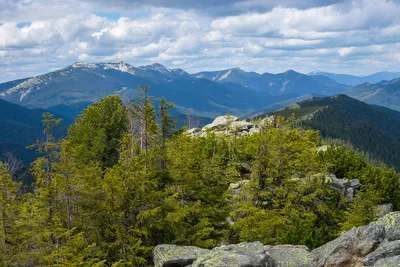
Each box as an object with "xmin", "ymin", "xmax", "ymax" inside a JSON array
[{"xmin": 1, "ymin": 91, "xmax": 399, "ymax": 266}]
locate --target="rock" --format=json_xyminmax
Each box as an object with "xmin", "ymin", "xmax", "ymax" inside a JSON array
[
  {"xmin": 373, "ymin": 212, "xmax": 400, "ymax": 241},
  {"xmin": 231, "ymin": 121, "xmax": 253, "ymax": 131},
  {"xmin": 192, "ymin": 241, "xmax": 274, "ymax": 267},
  {"xmin": 186, "ymin": 128, "xmax": 201, "ymax": 136},
  {"xmin": 312, "ymin": 224, "xmax": 385, "ymax": 267},
  {"xmin": 239, "ymin": 163, "xmax": 251, "ymax": 174},
  {"xmin": 376, "ymin": 203, "xmax": 394, "ymax": 218},
  {"xmin": 249, "ymin": 127, "xmax": 260, "ymax": 134},
  {"xmin": 349, "ymin": 179, "xmax": 361, "ymax": 190},
  {"xmin": 363, "ymin": 240, "xmax": 400, "ymax": 266},
  {"xmin": 229, "ymin": 180, "xmax": 250, "ymax": 196},
  {"xmin": 265, "ymin": 245, "xmax": 317, "ymax": 267},
  {"xmin": 325, "ymin": 174, "xmax": 346, "ymax": 190},
  {"xmin": 202, "ymin": 115, "xmax": 239, "ymax": 131},
  {"xmin": 316, "ymin": 145, "xmax": 329, "ymax": 152},
  {"xmin": 153, "ymin": 244, "xmax": 210, "ymax": 267},
  {"xmin": 373, "ymin": 255, "xmax": 400, "ymax": 267},
  {"xmin": 345, "ymin": 187, "xmax": 355, "ymax": 200},
  {"xmin": 260, "ymin": 116, "xmax": 276, "ymax": 127}
]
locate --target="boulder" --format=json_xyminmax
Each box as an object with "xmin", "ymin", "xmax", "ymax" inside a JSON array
[
  {"xmin": 249, "ymin": 127, "xmax": 260, "ymax": 134},
  {"xmin": 363, "ymin": 240, "xmax": 400, "ymax": 266},
  {"xmin": 325, "ymin": 174, "xmax": 347, "ymax": 191},
  {"xmin": 239, "ymin": 163, "xmax": 251, "ymax": 174},
  {"xmin": 153, "ymin": 244, "xmax": 210, "ymax": 267},
  {"xmin": 349, "ymin": 179, "xmax": 361, "ymax": 190},
  {"xmin": 345, "ymin": 187, "xmax": 355, "ymax": 200},
  {"xmin": 312, "ymin": 224, "xmax": 385, "ymax": 267},
  {"xmin": 202, "ymin": 115, "xmax": 239, "ymax": 131},
  {"xmin": 373, "ymin": 255, "xmax": 400, "ymax": 267},
  {"xmin": 229, "ymin": 180, "xmax": 250, "ymax": 195},
  {"xmin": 192, "ymin": 241, "xmax": 274, "ymax": 267},
  {"xmin": 376, "ymin": 203, "xmax": 394, "ymax": 218},
  {"xmin": 265, "ymin": 245, "xmax": 317, "ymax": 267},
  {"xmin": 186, "ymin": 128, "xmax": 201, "ymax": 136},
  {"xmin": 231, "ymin": 121, "xmax": 253, "ymax": 131},
  {"xmin": 316, "ymin": 145, "xmax": 329, "ymax": 152},
  {"xmin": 373, "ymin": 212, "xmax": 400, "ymax": 241},
  {"xmin": 238, "ymin": 131, "xmax": 249, "ymax": 136}
]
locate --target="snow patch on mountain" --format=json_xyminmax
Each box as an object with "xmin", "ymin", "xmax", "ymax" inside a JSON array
[{"xmin": 218, "ymin": 69, "xmax": 233, "ymax": 81}]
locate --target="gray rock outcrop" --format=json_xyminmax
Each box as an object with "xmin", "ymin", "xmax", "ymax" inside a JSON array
[
  {"xmin": 364, "ymin": 240, "xmax": 400, "ymax": 265},
  {"xmin": 376, "ymin": 203, "xmax": 394, "ymax": 218},
  {"xmin": 154, "ymin": 212, "xmax": 400, "ymax": 267},
  {"xmin": 192, "ymin": 242, "xmax": 274, "ymax": 267},
  {"xmin": 265, "ymin": 245, "xmax": 317, "ymax": 267},
  {"xmin": 312, "ymin": 224, "xmax": 385, "ymax": 266},
  {"xmin": 153, "ymin": 244, "xmax": 210, "ymax": 267},
  {"xmin": 373, "ymin": 255, "xmax": 400, "ymax": 267},
  {"xmin": 186, "ymin": 115, "xmax": 276, "ymax": 137},
  {"xmin": 373, "ymin": 212, "xmax": 400, "ymax": 241}
]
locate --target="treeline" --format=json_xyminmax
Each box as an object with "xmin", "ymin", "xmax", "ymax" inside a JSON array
[{"xmin": 1, "ymin": 88, "xmax": 399, "ymax": 266}]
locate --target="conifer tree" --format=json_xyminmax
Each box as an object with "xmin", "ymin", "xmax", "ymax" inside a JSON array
[
  {"xmin": 130, "ymin": 86, "xmax": 158, "ymax": 169},
  {"xmin": 0, "ymin": 163, "xmax": 19, "ymax": 264},
  {"xmin": 68, "ymin": 95, "xmax": 128, "ymax": 169},
  {"xmin": 158, "ymin": 98, "xmax": 175, "ymax": 172}
]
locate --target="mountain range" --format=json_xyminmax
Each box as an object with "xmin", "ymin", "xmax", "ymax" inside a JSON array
[
  {"xmin": 0, "ymin": 61, "xmax": 349, "ymax": 118},
  {"xmin": 346, "ymin": 78, "xmax": 400, "ymax": 112},
  {"xmin": 1, "ymin": 61, "xmax": 400, "ymax": 119},
  {"xmin": 309, "ymin": 70, "xmax": 400, "ymax": 86}
]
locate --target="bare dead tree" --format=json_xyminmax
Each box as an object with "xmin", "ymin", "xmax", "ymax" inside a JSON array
[
  {"xmin": 1, "ymin": 150, "xmax": 25, "ymax": 179},
  {"xmin": 187, "ymin": 108, "xmax": 200, "ymax": 129}
]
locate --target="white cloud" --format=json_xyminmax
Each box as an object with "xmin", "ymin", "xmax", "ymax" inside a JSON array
[{"xmin": 1, "ymin": 0, "xmax": 400, "ymax": 82}]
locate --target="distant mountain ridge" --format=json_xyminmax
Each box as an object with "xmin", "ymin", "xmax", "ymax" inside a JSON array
[
  {"xmin": 309, "ymin": 70, "xmax": 400, "ymax": 86},
  {"xmin": 195, "ymin": 68, "xmax": 348, "ymax": 96},
  {"xmin": 0, "ymin": 61, "xmax": 349, "ymax": 118},
  {"xmin": 346, "ymin": 78, "xmax": 400, "ymax": 112}
]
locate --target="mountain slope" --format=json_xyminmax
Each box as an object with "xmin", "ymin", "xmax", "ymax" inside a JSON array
[
  {"xmin": 194, "ymin": 67, "xmax": 261, "ymax": 86},
  {"xmin": 309, "ymin": 71, "xmax": 400, "ymax": 86},
  {"xmin": 260, "ymin": 70, "xmax": 347, "ymax": 96},
  {"xmin": 346, "ymin": 78, "xmax": 400, "ymax": 112},
  {"xmin": 0, "ymin": 99, "xmax": 70, "ymax": 164},
  {"xmin": 270, "ymin": 94, "xmax": 400, "ymax": 170},
  {"xmin": 0, "ymin": 78, "xmax": 30, "ymax": 93}
]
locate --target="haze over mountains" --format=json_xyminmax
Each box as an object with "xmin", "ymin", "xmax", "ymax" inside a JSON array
[
  {"xmin": 346, "ymin": 78, "xmax": 400, "ymax": 112},
  {"xmin": 309, "ymin": 70, "xmax": 400, "ymax": 86}
]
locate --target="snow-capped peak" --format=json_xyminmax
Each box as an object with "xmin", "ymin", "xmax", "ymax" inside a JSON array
[
  {"xmin": 71, "ymin": 62, "xmax": 86, "ymax": 68},
  {"xmin": 232, "ymin": 67, "xmax": 244, "ymax": 72},
  {"xmin": 308, "ymin": 69, "xmax": 327, "ymax": 75},
  {"xmin": 139, "ymin": 63, "xmax": 171, "ymax": 75}
]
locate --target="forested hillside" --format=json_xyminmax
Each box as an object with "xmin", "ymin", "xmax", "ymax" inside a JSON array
[
  {"xmin": 0, "ymin": 99, "xmax": 70, "ymax": 166},
  {"xmin": 1, "ymin": 89, "xmax": 399, "ymax": 266},
  {"xmin": 271, "ymin": 94, "xmax": 400, "ymax": 170}
]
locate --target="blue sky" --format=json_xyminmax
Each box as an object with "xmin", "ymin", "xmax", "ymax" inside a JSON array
[{"xmin": 1, "ymin": 0, "xmax": 400, "ymax": 82}]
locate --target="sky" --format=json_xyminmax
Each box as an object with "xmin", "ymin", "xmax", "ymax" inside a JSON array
[{"xmin": 1, "ymin": 0, "xmax": 400, "ymax": 82}]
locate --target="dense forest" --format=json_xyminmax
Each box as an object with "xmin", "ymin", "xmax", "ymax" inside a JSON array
[
  {"xmin": 1, "ymin": 88, "xmax": 399, "ymax": 266},
  {"xmin": 272, "ymin": 94, "xmax": 400, "ymax": 171}
]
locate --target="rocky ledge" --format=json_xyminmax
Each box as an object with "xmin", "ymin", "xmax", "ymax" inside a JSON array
[
  {"xmin": 185, "ymin": 115, "xmax": 277, "ymax": 137},
  {"xmin": 154, "ymin": 212, "xmax": 400, "ymax": 267}
]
